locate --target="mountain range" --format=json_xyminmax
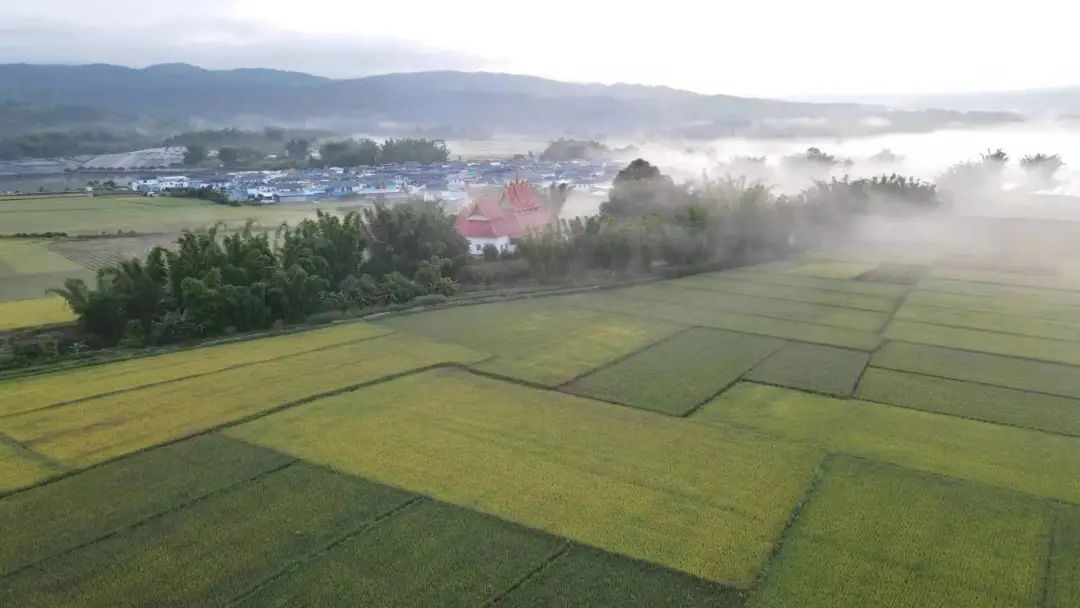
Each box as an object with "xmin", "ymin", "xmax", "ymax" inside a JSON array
[{"xmin": 0, "ymin": 63, "xmax": 1029, "ymax": 138}]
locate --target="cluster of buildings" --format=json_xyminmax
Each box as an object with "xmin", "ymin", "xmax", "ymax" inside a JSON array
[{"xmin": 127, "ymin": 158, "xmax": 620, "ymax": 253}]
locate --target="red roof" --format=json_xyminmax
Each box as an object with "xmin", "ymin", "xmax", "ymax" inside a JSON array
[{"xmin": 456, "ymin": 181, "xmax": 552, "ymax": 239}]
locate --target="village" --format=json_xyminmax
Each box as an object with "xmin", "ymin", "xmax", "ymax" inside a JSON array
[{"xmin": 125, "ymin": 158, "xmax": 619, "ymax": 254}]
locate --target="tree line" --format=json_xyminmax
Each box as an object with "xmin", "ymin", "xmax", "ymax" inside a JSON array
[
  {"xmin": 516, "ymin": 159, "xmax": 942, "ymax": 282},
  {"xmin": 51, "ymin": 202, "xmax": 468, "ymax": 347}
]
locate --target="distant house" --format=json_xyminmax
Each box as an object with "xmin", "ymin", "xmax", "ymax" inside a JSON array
[{"xmin": 456, "ymin": 181, "xmax": 552, "ymax": 254}]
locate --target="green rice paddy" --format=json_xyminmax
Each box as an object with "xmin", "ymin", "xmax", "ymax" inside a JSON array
[{"xmin": 3, "ymin": 245, "xmax": 1080, "ymax": 606}]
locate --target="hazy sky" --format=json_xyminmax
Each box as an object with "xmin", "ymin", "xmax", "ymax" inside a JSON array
[{"xmin": 3, "ymin": 0, "xmax": 1078, "ymax": 98}]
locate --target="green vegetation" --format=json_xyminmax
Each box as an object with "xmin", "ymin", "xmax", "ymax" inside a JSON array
[
  {"xmin": 0, "ymin": 463, "xmax": 414, "ymax": 607},
  {"xmin": 0, "ymin": 439, "xmax": 60, "ymax": 493},
  {"xmin": 0, "ymin": 297, "xmax": 75, "ymax": 330},
  {"xmin": 317, "ymin": 137, "xmax": 449, "ymax": 166},
  {"xmin": 498, "ymin": 545, "xmax": 745, "ymax": 607},
  {"xmin": 0, "ymin": 321, "xmax": 390, "ymax": 417},
  {"xmin": 568, "ymin": 290, "xmax": 882, "ymax": 350},
  {"xmin": 856, "ymin": 368, "xmax": 1080, "ymax": 436},
  {"xmin": 883, "ymin": 319, "xmax": 1080, "ymax": 366},
  {"xmin": 748, "ymin": 457, "xmax": 1052, "ymax": 608},
  {"xmin": 896, "ymin": 302, "xmax": 1080, "ymax": 341},
  {"xmin": 781, "ymin": 260, "xmax": 876, "ymax": 279},
  {"xmin": 871, "ymin": 341, "xmax": 1080, "ymax": 399},
  {"xmin": 227, "ymin": 368, "xmax": 824, "ymax": 583},
  {"xmin": 695, "ymin": 382, "xmax": 1080, "ymax": 502},
  {"xmin": 616, "ymin": 283, "xmax": 890, "ymax": 331},
  {"xmin": 682, "ymin": 276, "xmax": 899, "ymax": 311},
  {"xmin": 50, "ymin": 203, "xmax": 467, "ymax": 346},
  {"xmin": 1048, "ymin": 506, "xmax": 1080, "ymax": 607},
  {"xmin": 0, "ymin": 435, "xmax": 291, "ymax": 575},
  {"xmin": 716, "ymin": 265, "xmax": 910, "ymax": 297},
  {"xmin": 0, "ymin": 333, "xmax": 483, "ymax": 473},
  {"xmin": 236, "ymin": 499, "xmax": 564, "ymax": 607},
  {"xmin": 538, "ymin": 138, "xmax": 611, "ymax": 161},
  {"xmin": 906, "ymin": 289, "xmax": 1080, "ymax": 322},
  {"xmin": 745, "ymin": 343, "xmax": 868, "ymax": 396},
  {"xmin": 564, "ymin": 328, "xmax": 781, "ymax": 415},
  {"xmin": 378, "ymin": 299, "xmax": 682, "ymax": 385}
]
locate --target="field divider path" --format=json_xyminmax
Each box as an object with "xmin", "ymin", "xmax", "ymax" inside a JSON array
[
  {"xmin": 751, "ymin": 453, "xmax": 836, "ymax": 589},
  {"xmin": 479, "ymin": 540, "xmax": 573, "ymax": 608},
  {"xmin": 0, "ymin": 433, "xmax": 66, "ymax": 472},
  {"xmin": 224, "ymin": 495, "xmax": 426, "ymax": 606},
  {"xmin": 552, "ymin": 326, "xmax": 700, "ymax": 389},
  {"xmin": 0, "ymin": 329, "xmax": 395, "ymax": 420},
  {"xmin": 1039, "ymin": 511, "xmax": 1059, "ymax": 608},
  {"xmin": 0, "ymin": 358, "xmax": 492, "ymax": 500},
  {"xmin": 0, "ymin": 458, "xmax": 298, "ymax": 581}
]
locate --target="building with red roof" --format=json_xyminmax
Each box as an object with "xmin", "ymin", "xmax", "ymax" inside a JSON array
[{"xmin": 456, "ymin": 181, "xmax": 553, "ymax": 254}]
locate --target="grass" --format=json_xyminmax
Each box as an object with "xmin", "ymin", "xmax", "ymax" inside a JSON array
[
  {"xmin": 896, "ymin": 302, "xmax": 1080, "ymax": 342},
  {"xmin": 568, "ymin": 292, "xmax": 882, "ymax": 350},
  {"xmin": 1047, "ymin": 505, "xmax": 1080, "ymax": 608},
  {"xmin": 856, "ymin": 368, "xmax": 1080, "ymax": 436},
  {"xmin": 693, "ymin": 382, "xmax": 1080, "ymax": 503},
  {"xmin": 748, "ymin": 457, "xmax": 1053, "ymax": 608},
  {"xmin": 0, "ymin": 333, "xmax": 484, "ymax": 471},
  {"xmin": 0, "ymin": 296, "xmax": 75, "ymax": 330},
  {"xmin": 235, "ymin": 499, "xmax": 565, "ymax": 607},
  {"xmin": 377, "ymin": 298, "xmax": 683, "ymax": 386},
  {"xmin": 744, "ymin": 343, "xmax": 868, "ymax": 396},
  {"xmin": 919, "ymin": 277, "xmax": 1080, "ymax": 304},
  {"xmin": 870, "ymin": 341, "xmax": 1080, "ymax": 400},
  {"xmin": 0, "ymin": 434, "xmax": 292, "ymax": 575},
  {"xmin": 226, "ymin": 368, "xmax": 824, "ymax": 584},
  {"xmin": 0, "ymin": 321, "xmax": 392, "ymax": 417},
  {"xmin": 497, "ymin": 545, "xmax": 745, "ymax": 607},
  {"xmin": 883, "ymin": 319, "xmax": 1080, "ymax": 366},
  {"xmin": 563, "ymin": 328, "xmax": 782, "ymax": 415},
  {"xmin": 617, "ymin": 283, "xmax": 890, "ymax": 331},
  {"xmin": 0, "ymin": 438, "xmax": 61, "ymax": 493},
  {"xmin": 0, "ymin": 462, "xmax": 415, "ymax": 607},
  {"xmin": 676, "ymin": 275, "xmax": 900, "ymax": 312}
]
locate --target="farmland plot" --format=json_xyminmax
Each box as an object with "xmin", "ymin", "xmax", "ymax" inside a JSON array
[
  {"xmin": 694, "ymin": 382, "xmax": 1080, "ymax": 503},
  {"xmin": 0, "ymin": 333, "xmax": 483, "ymax": 474},
  {"xmin": 707, "ymin": 267, "xmax": 909, "ymax": 297},
  {"xmin": 870, "ymin": 341, "xmax": 1080, "ymax": 400},
  {"xmin": 378, "ymin": 298, "xmax": 683, "ymax": 386},
  {"xmin": 0, "ymin": 439, "xmax": 60, "ymax": 493},
  {"xmin": 1047, "ymin": 506, "xmax": 1080, "ymax": 608},
  {"xmin": 0, "ymin": 297, "xmax": 74, "ymax": 330},
  {"xmin": 748, "ymin": 457, "xmax": 1053, "ymax": 608},
  {"xmin": 856, "ymin": 368, "xmax": 1080, "ymax": 436},
  {"xmin": 568, "ymin": 291, "xmax": 881, "ymax": 350},
  {"xmin": 779, "ymin": 260, "xmax": 878, "ymax": 279},
  {"xmin": 744, "ymin": 342, "xmax": 868, "ymax": 396},
  {"xmin": 895, "ymin": 302, "xmax": 1080, "ymax": 341},
  {"xmin": 227, "ymin": 368, "xmax": 824, "ymax": 584},
  {"xmin": 616, "ymin": 283, "xmax": 890, "ymax": 331},
  {"xmin": 0, "ymin": 321, "xmax": 392, "ymax": 417},
  {"xmin": 676, "ymin": 276, "xmax": 900, "ymax": 311},
  {"xmin": 0, "ymin": 435, "xmax": 292, "ymax": 575},
  {"xmin": 0, "ymin": 463, "xmax": 415, "ymax": 607},
  {"xmin": 564, "ymin": 328, "xmax": 782, "ymax": 415},
  {"xmin": 883, "ymin": 319, "xmax": 1080, "ymax": 366}
]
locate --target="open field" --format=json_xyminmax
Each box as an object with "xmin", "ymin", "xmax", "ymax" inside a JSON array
[
  {"xmin": 6, "ymin": 243, "xmax": 1080, "ymax": 604},
  {"xmin": 0, "ymin": 239, "xmax": 95, "ymax": 302},
  {"xmin": 227, "ymin": 368, "xmax": 824, "ymax": 584},
  {"xmin": 0, "ymin": 296, "xmax": 74, "ymax": 330},
  {"xmin": 748, "ymin": 457, "xmax": 1053, "ymax": 608},
  {"xmin": 564, "ymin": 328, "xmax": 781, "ymax": 415}
]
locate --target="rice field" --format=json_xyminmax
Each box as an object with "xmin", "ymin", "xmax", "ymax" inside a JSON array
[
  {"xmin": 226, "ymin": 368, "xmax": 825, "ymax": 584},
  {"xmin": 5, "ymin": 243, "xmax": 1080, "ymax": 605},
  {"xmin": 0, "ymin": 296, "xmax": 74, "ymax": 330}
]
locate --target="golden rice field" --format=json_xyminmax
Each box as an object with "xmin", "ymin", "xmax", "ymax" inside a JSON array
[{"xmin": 5, "ymin": 246, "xmax": 1080, "ymax": 606}]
